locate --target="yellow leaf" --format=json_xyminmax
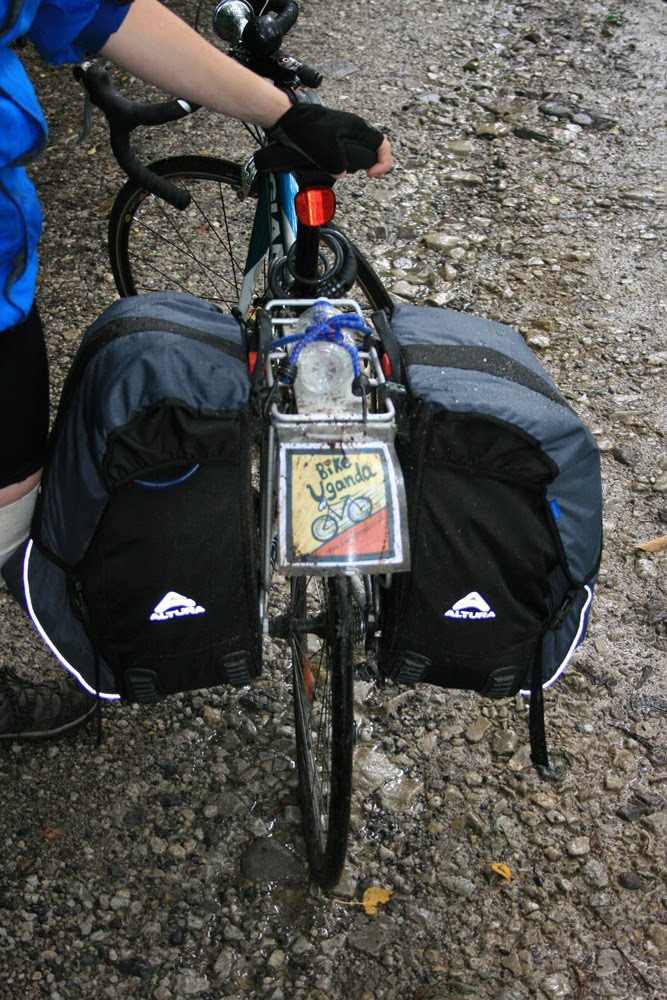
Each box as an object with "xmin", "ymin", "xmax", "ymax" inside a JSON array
[
  {"xmin": 635, "ymin": 535, "xmax": 667, "ymax": 553},
  {"xmin": 362, "ymin": 886, "xmax": 393, "ymax": 916},
  {"xmin": 491, "ymin": 863, "xmax": 512, "ymax": 880}
]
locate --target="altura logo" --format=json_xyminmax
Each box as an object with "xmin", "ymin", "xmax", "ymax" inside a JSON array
[
  {"xmin": 445, "ymin": 592, "xmax": 496, "ymax": 621},
  {"xmin": 150, "ymin": 591, "xmax": 206, "ymax": 622}
]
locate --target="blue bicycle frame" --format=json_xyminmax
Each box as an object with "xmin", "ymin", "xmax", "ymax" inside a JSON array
[{"xmin": 239, "ymin": 168, "xmax": 299, "ymax": 316}]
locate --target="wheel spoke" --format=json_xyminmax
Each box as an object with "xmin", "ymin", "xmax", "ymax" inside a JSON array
[{"xmin": 108, "ymin": 155, "xmax": 391, "ymax": 313}]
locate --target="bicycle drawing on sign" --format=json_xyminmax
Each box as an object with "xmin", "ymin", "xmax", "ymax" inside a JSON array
[{"xmin": 311, "ymin": 493, "xmax": 373, "ymax": 543}]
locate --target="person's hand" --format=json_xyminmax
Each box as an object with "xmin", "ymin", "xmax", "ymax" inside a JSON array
[
  {"xmin": 254, "ymin": 103, "xmax": 391, "ymax": 176},
  {"xmin": 368, "ymin": 137, "xmax": 392, "ymax": 178}
]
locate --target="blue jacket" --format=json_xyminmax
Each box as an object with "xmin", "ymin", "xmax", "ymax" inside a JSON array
[{"xmin": 1, "ymin": 0, "xmax": 131, "ymax": 330}]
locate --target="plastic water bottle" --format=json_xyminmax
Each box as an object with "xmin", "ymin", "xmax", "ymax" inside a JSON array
[{"xmin": 293, "ymin": 301, "xmax": 360, "ymax": 413}]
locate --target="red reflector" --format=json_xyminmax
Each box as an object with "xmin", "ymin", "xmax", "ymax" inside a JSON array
[
  {"xmin": 381, "ymin": 353, "xmax": 392, "ymax": 378},
  {"xmin": 247, "ymin": 350, "xmax": 257, "ymax": 374},
  {"xmin": 295, "ymin": 187, "xmax": 336, "ymax": 227}
]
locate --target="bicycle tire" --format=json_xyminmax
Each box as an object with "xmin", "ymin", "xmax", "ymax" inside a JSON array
[
  {"xmin": 290, "ymin": 575, "xmax": 354, "ymax": 889},
  {"xmin": 348, "ymin": 495, "xmax": 373, "ymax": 523},
  {"xmin": 311, "ymin": 514, "xmax": 338, "ymax": 543},
  {"xmin": 107, "ymin": 155, "xmax": 392, "ymax": 312}
]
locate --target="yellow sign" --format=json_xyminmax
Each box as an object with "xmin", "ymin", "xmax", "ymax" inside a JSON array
[{"xmin": 278, "ymin": 442, "xmax": 406, "ymax": 571}]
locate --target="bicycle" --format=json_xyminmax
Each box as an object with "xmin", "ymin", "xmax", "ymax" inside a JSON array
[
  {"xmin": 75, "ymin": 0, "xmax": 408, "ymax": 890},
  {"xmin": 311, "ymin": 493, "xmax": 374, "ymax": 544}
]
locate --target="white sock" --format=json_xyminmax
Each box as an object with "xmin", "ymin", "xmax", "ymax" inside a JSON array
[{"xmin": 0, "ymin": 483, "xmax": 39, "ymax": 579}]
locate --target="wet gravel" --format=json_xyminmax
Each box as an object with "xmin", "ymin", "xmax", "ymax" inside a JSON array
[{"xmin": 1, "ymin": 0, "xmax": 666, "ymax": 997}]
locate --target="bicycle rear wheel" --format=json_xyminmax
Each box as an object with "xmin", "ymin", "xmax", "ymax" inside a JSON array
[
  {"xmin": 290, "ymin": 575, "xmax": 354, "ymax": 889},
  {"xmin": 107, "ymin": 155, "xmax": 392, "ymax": 313}
]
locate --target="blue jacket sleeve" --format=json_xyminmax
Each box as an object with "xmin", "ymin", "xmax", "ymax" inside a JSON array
[{"xmin": 28, "ymin": 0, "xmax": 132, "ymax": 65}]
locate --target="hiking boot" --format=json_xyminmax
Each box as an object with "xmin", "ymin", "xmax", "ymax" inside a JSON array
[{"xmin": 0, "ymin": 667, "xmax": 97, "ymax": 740}]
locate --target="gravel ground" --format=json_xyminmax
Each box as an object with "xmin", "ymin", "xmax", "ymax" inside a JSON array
[{"xmin": 1, "ymin": 0, "xmax": 665, "ymax": 997}]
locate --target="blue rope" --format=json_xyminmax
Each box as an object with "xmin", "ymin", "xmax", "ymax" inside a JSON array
[
  {"xmin": 286, "ymin": 314, "xmax": 373, "ymax": 382},
  {"xmin": 271, "ymin": 332, "xmax": 306, "ymax": 350}
]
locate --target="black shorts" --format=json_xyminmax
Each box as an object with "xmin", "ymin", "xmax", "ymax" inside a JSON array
[{"xmin": 0, "ymin": 305, "xmax": 50, "ymax": 489}]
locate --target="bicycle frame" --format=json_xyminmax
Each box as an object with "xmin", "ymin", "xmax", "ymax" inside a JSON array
[{"xmin": 239, "ymin": 166, "xmax": 298, "ymax": 316}]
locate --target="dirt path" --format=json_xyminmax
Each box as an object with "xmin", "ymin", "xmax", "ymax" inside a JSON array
[{"xmin": 0, "ymin": 1, "xmax": 665, "ymax": 997}]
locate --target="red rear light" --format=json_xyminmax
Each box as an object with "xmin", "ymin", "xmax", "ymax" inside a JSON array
[{"xmin": 295, "ymin": 187, "xmax": 336, "ymax": 227}]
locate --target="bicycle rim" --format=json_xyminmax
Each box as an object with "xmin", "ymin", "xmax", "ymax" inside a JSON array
[
  {"xmin": 290, "ymin": 575, "xmax": 354, "ymax": 889},
  {"xmin": 108, "ymin": 156, "xmax": 259, "ymax": 310},
  {"xmin": 108, "ymin": 155, "xmax": 392, "ymax": 313}
]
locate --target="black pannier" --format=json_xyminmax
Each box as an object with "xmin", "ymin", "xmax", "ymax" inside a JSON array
[
  {"xmin": 378, "ymin": 305, "xmax": 602, "ymax": 765},
  {"xmin": 3, "ymin": 292, "xmax": 261, "ymax": 704}
]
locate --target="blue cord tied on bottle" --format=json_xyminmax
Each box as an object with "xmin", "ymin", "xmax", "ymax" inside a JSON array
[{"xmin": 274, "ymin": 313, "xmax": 371, "ymax": 384}]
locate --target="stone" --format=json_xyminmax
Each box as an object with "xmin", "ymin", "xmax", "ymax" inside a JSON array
[
  {"xmin": 476, "ymin": 122, "xmax": 510, "ymax": 138},
  {"xmin": 648, "ymin": 923, "xmax": 667, "ymax": 956},
  {"xmin": 594, "ymin": 948, "xmax": 622, "ymax": 978},
  {"xmin": 501, "ymin": 951, "xmax": 523, "ymax": 976},
  {"xmin": 174, "ymin": 971, "xmax": 210, "ymax": 995},
  {"xmin": 541, "ymin": 971, "xmax": 572, "ymax": 998},
  {"xmin": 492, "ymin": 730, "xmax": 518, "ymax": 755},
  {"xmin": 348, "ymin": 919, "xmax": 393, "ymax": 956},
  {"xmin": 581, "ymin": 859, "xmax": 609, "ymax": 888},
  {"xmin": 465, "ymin": 717, "xmax": 491, "ymax": 743},
  {"xmin": 213, "ymin": 949, "xmax": 235, "ymax": 978},
  {"xmin": 239, "ymin": 839, "xmax": 304, "ymax": 884},
  {"xmin": 618, "ymin": 871, "xmax": 644, "ymax": 890},
  {"xmin": 423, "ymin": 232, "xmax": 464, "ymax": 252},
  {"xmin": 441, "ymin": 876, "xmax": 476, "ymax": 898},
  {"xmin": 566, "ymin": 837, "xmax": 590, "ymax": 857}
]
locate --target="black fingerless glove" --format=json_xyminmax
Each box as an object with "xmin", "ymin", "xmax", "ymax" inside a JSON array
[{"xmin": 254, "ymin": 103, "xmax": 384, "ymax": 174}]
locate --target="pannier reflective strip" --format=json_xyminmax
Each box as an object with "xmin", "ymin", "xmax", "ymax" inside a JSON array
[
  {"xmin": 22, "ymin": 541, "xmax": 120, "ymax": 701},
  {"xmin": 520, "ymin": 584, "xmax": 594, "ymax": 696}
]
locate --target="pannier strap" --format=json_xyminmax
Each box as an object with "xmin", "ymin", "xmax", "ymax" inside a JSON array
[
  {"xmin": 401, "ymin": 345, "xmax": 569, "ymax": 407},
  {"xmin": 97, "ymin": 316, "xmax": 247, "ymax": 363},
  {"xmin": 529, "ymin": 640, "xmax": 550, "ymax": 770},
  {"xmin": 371, "ymin": 309, "xmax": 404, "ymax": 383}
]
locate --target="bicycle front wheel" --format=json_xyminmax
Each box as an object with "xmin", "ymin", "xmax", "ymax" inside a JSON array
[
  {"xmin": 108, "ymin": 156, "xmax": 254, "ymax": 310},
  {"xmin": 108, "ymin": 155, "xmax": 392, "ymax": 313},
  {"xmin": 290, "ymin": 575, "xmax": 354, "ymax": 889}
]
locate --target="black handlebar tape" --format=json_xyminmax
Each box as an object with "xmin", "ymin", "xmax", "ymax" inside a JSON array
[
  {"xmin": 266, "ymin": 0, "xmax": 299, "ymax": 32},
  {"xmin": 75, "ymin": 65, "xmax": 200, "ymax": 127},
  {"xmin": 110, "ymin": 131, "xmax": 191, "ymax": 210},
  {"xmin": 263, "ymin": 0, "xmax": 299, "ymax": 24},
  {"xmin": 296, "ymin": 61, "xmax": 323, "ymax": 89},
  {"xmin": 74, "ymin": 64, "xmax": 200, "ymax": 209},
  {"xmin": 242, "ymin": 2, "xmax": 298, "ymax": 58}
]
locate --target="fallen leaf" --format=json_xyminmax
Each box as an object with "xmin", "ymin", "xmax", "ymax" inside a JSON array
[
  {"xmin": 332, "ymin": 886, "xmax": 394, "ymax": 916},
  {"xmin": 18, "ymin": 858, "xmax": 37, "ymax": 875},
  {"xmin": 491, "ymin": 863, "xmax": 512, "ymax": 880},
  {"xmin": 43, "ymin": 827, "xmax": 63, "ymax": 841},
  {"xmin": 362, "ymin": 886, "xmax": 394, "ymax": 915},
  {"xmin": 635, "ymin": 535, "xmax": 667, "ymax": 553}
]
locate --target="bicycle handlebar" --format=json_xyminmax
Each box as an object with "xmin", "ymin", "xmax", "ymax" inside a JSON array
[
  {"xmin": 242, "ymin": 0, "xmax": 299, "ymax": 57},
  {"xmin": 215, "ymin": 0, "xmax": 322, "ymax": 89},
  {"xmin": 75, "ymin": 0, "xmax": 326, "ymax": 208},
  {"xmin": 74, "ymin": 63, "xmax": 199, "ymax": 209}
]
